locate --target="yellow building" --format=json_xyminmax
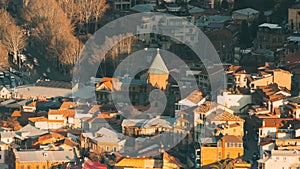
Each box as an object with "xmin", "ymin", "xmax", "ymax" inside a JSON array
[
  {"xmin": 211, "ymin": 109, "xmax": 245, "ymax": 137},
  {"xmin": 148, "ymin": 49, "xmax": 169, "ymax": 90},
  {"xmin": 13, "ymin": 149, "xmax": 76, "ymax": 169},
  {"xmin": 201, "ymin": 135, "xmax": 244, "ymax": 167},
  {"xmin": 288, "ymin": 4, "xmax": 300, "ymax": 31},
  {"xmin": 114, "ymin": 152, "xmax": 184, "ymax": 169},
  {"xmin": 273, "ymin": 69, "xmax": 292, "ymax": 90}
]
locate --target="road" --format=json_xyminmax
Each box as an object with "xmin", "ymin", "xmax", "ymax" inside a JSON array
[{"xmin": 243, "ymin": 116, "xmax": 259, "ymax": 169}]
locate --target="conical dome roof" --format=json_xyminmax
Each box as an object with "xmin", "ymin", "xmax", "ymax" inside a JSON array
[{"xmin": 148, "ymin": 48, "xmax": 169, "ymax": 74}]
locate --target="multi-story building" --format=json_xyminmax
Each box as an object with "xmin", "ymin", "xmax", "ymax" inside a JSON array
[
  {"xmin": 232, "ymin": 8, "xmax": 259, "ymax": 24},
  {"xmin": 0, "ymin": 142, "xmax": 8, "ymax": 169},
  {"xmin": 247, "ymin": 69, "xmax": 292, "ymax": 91},
  {"xmin": 200, "ymin": 135, "xmax": 244, "ymax": 167},
  {"xmin": 255, "ymin": 23, "xmax": 286, "ymax": 50},
  {"xmin": 253, "ymin": 83, "xmax": 291, "ymax": 113},
  {"xmin": 12, "ymin": 149, "xmax": 76, "ymax": 169},
  {"xmin": 288, "ymin": 3, "xmax": 300, "ymax": 31},
  {"xmin": 137, "ymin": 14, "xmax": 197, "ymax": 49},
  {"xmin": 258, "ymin": 150, "xmax": 300, "ymax": 169},
  {"xmin": 111, "ymin": 0, "xmax": 131, "ymax": 10}
]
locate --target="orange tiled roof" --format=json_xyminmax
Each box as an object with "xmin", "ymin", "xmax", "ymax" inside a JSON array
[
  {"xmin": 228, "ymin": 65, "xmax": 242, "ymax": 72},
  {"xmin": 262, "ymin": 118, "xmax": 294, "ymax": 128},
  {"xmin": 63, "ymin": 138, "xmax": 78, "ymax": 147},
  {"xmin": 115, "ymin": 157, "xmax": 154, "ymax": 168},
  {"xmin": 27, "ymin": 101, "xmax": 37, "ymax": 107},
  {"xmin": 97, "ymin": 113, "xmax": 113, "ymax": 119},
  {"xmin": 193, "ymin": 101, "xmax": 218, "ymax": 114},
  {"xmin": 34, "ymin": 133, "xmax": 65, "ymax": 145},
  {"xmin": 222, "ymin": 135, "xmax": 243, "ymax": 143},
  {"xmin": 48, "ymin": 119, "xmax": 65, "ymax": 123},
  {"xmin": 211, "ymin": 109, "xmax": 244, "ymax": 122},
  {"xmin": 88, "ymin": 105, "xmax": 101, "ymax": 114},
  {"xmin": 60, "ymin": 102, "xmax": 75, "ymax": 109},
  {"xmin": 185, "ymin": 90, "xmax": 203, "ymax": 104},
  {"xmin": 11, "ymin": 110, "xmax": 21, "ymax": 117},
  {"xmin": 163, "ymin": 152, "xmax": 185, "ymax": 168},
  {"xmin": 28, "ymin": 117, "xmax": 48, "ymax": 123},
  {"xmin": 101, "ymin": 77, "xmax": 118, "ymax": 83},
  {"xmin": 48, "ymin": 109, "xmax": 76, "ymax": 118}
]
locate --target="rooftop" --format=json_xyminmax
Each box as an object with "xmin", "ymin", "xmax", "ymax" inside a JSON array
[
  {"xmin": 14, "ymin": 150, "xmax": 76, "ymax": 162},
  {"xmin": 259, "ymin": 23, "xmax": 282, "ymax": 29},
  {"xmin": 233, "ymin": 8, "xmax": 259, "ymax": 16},
  {"xmin": 48, "ymin": 109, "xmax": 76, "ymax": 118},
  {"xmin": 148, "ymin": 49, "xmax": 169, "ymax": 74}
]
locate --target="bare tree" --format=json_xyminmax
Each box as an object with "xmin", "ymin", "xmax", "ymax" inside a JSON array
[
  {"xmin": 22, "ymin": 0, "xmax": 82, "ymax": 73},
  {"xmin": 0, "ymin": 9, "xmax": 14, "ymax": 39},
  {"xmin": 0, "ymin": 43, "xmax": 8, "ymax": 65},
  {"xmin": 0, "ymin": 0, "xmax": 9, "ymax": 9},
  {"xmin": 2, "ymin": 22, "xmax": 26, "ymax": 64},
  {"xmin": 57, "ymin": 0, "xmax": 109, "ymax": 33}
]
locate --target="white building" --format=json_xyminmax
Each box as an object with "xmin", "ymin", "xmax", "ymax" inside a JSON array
[
  {"xmin": 259, "ymin": 150, "xmax": 300, "ymax": 169},
  {"xmin": 232, "ymin": 8, "xmax": 259, "ymax": 24},
  {"xmin": 217, "ymin": 91, "xmax": 252, "ymax": 113},
  {"xmin": 137, "ymin": 14, "xmax": 197, "ymax": 49}
]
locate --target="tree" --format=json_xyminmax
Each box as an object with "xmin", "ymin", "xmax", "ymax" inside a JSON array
[
  {"xmin": 239, "ymin": 20, "xmax": 250, "ymax": 49},
  {"xmin": 0, "ymin": 43, "xmax": 9, "ymax": 66},
  {"xmin": 22, "ymin": 0, "xmax": 83, "ymax": 74},
  {"xmin": 6, "ymin": 117, "xmax": 22, "ymax": 131},
  {"xmin": 221, "ymin": 0, "xmax": 229, "ymax": 9},
  {"xmin": 2, "ymin": 24, "xmax": 26, "ymax": 64},
  {"xmin": 211, "ymin": 159, "xmax": 233, "ymax": 169},
  {"xmin": 57, "ymin": 0, "xmax": 109, "ymax": 33}
]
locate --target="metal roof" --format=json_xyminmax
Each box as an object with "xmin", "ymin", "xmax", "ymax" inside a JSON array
[
  {"xmin": 15, "ymin": 150, "xmax": 76, "ymax": 162},
  {"xmin": 148, "ymin": 49, "xmax": 169, "ymax": 74}
]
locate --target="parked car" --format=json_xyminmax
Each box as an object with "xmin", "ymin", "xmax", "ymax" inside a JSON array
[
  {"xmin": 4, "ymin": 71, "xmax": 9, "ymax": 77},
  {"xmin": 252, "ymin": 152, "xmax": 260, "ymax": 160},
  {"xmin": 11, "ymin": 81, "xmax": 16, "ymax": 88},
  {"xmin": 0, "ymin": 72, "xmax": 4, "ymax": 78}
]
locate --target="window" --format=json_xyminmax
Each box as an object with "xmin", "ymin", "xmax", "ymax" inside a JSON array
[
  {"xmin": 21, "ymin": 166, "xmax": 24, "ymax": 169},
  {"xmin": 113, "ymin": 146, "xmax": 117, "ymax": 152},
  {"xmin": 218, "ymin": 152, "xmax": 221, "ymax": 160},
  {"xmin": 42, "ymin": 166, "xmax": 46, "ymax": 169},
  {"xmin": 227, "ymin": 152, "xmax": 230, "ymax": 158},
  {"xmin": 36, "ymin": 166, "xmax": 39, "ymax": 169},
  {"xmin": 27, "ymin": 165, "xmax": 31, "ymax": 169},
  {"xmin": 106, "ymin": 146, "xmax": 110, "ymax": 151}
]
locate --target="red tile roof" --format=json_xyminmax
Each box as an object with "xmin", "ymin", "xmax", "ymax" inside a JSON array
[
  {"xmin": 211, "ymin": 109, "xmax": 244, "ymax": 122},
  {"xmin": 48, "ymin": 109, "xmax": 76, "ymax": 118},
  {"xmin": 11, "ymin": 110, "xmax": 21, "ymax": 117},
  {"xmin": 222, "ymin": 135, "xmax": 243, "ymax": 143},
  {"xmin": 28, "ymin": 116, "xmax": 48, "ymax": 123},
  {"xmin": 60, "ymin": 102, "xmax": 76, "ymax": 109}
]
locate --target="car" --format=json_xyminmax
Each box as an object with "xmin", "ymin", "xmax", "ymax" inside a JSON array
[
  {"xmin": 10, "ymin": 75, "xmax": 15, "ymax": 79},
  {"xmin": 10, "ymin": 68, "xmax": 16, "ymax": 74},
  {"xmin": 11, "ymin": 82, "xmax": 16, "ymax": 88},
  {"xmin": 4, "ymin": 71, "xmax": 9, "ymax": 77},
  {"xmin": 252, "ymin": 152, "xmax": 260, "ymax": 160},
  {"xmin": 0, "ymin": 72, "xmax": 4, "ymax": 78}
]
